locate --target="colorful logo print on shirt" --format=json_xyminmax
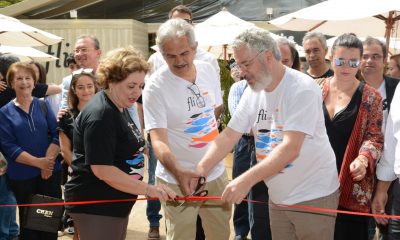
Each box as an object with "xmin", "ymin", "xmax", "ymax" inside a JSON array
[
  {"xmin": 125, "ymin": 152, "xmax": 144, "ymax": 180},
  {"xmin": 255, "ymin": 125, "xmax": 292, "ymax": 172},
  {"xmin": 184, "ymin": 108, "xmax": 218, "ymax": 148}
]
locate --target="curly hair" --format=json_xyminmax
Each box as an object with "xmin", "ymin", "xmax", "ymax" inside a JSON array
[
  {"xmin": 96, "ymin": 46, "xmax": 150, "ymax": 89},
  {"xmin": 6, "ymin": 62, "xmax": 37, "ymax": 88}
]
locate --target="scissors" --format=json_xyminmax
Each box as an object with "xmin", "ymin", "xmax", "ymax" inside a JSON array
[{"xmin": 179, "ymin": 177, "xmax": 208, "ymax": 207}]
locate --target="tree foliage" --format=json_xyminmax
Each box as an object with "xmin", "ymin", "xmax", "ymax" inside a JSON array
[{"xmin": 0, "ymin": 0, "xmax": 23, "ymax": 8}]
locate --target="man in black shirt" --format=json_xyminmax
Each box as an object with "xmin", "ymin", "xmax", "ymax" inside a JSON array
[{"xmin": 302, "ymin": 32, "xmax": 334, "ymax": 79}]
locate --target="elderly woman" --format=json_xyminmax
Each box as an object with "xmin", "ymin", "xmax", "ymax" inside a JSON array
[
  {"xmin": 64, "ymin": 46, "xmax": 176, "ymax": 240},
  {"xmin": 0, "ymin": 62, "xmax": 61, "ymax": 240},
  {"xmin": 319, "ymin": 34, "xmax": 383, "ymax": 239}
]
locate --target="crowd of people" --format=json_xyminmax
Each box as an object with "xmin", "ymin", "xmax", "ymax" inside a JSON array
[{"xmin": 0, "ymin": 4, "xmax": 400, "ymax": 240}]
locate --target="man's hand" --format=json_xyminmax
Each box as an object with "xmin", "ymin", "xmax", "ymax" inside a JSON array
[
  {"xmin": 222, "ymin": 175, "xmax": 252, "ymax": 204},
  {"xmin": 371, "ymin": 190, "xmax": 389, "ymax": 225},
  {"xmin": 176, "ymin": 169, "xmax": 200, "ymax": 196}
]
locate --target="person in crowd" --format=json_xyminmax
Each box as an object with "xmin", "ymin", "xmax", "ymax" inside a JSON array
[
  {"xmin": 0, "ymin": 151, "xmax": 19, "ymax": 240},
  {"xmin": 29, "ymin": 61, "xmax": 62, "ymax": 115},
  {"xmin": 66, "ymin": 53, "xmax": 79, "ymax": 73},
  {"xmin": 191, "ymin": 27, "xmax": 339, "ymax": 240},
  {"xmin": 388, "ymin": 54, "xmax": 400, "ymax": 78},
  {"xmin": 0, "ymin": 54, "xmax": 61, "ymax": 108},
  {"xmin": 362, "ymin": 37, "xmax": 400, "ymax": 240},
  {"xmin": 143, "ymin": 19, "xmax": 231, "ymax": 240},
  {"xmin": 303, "ymin": 32, "xmax": 334, "ymax": 78},
  {"xmin": 60, "ymin": 35, "xmax": 102, "ymax": 109},
  {"xmin": 64, "ymin": 46, "xmax": 176, "ymax": 240},
  {"xmin": 276, "ymin": 37, "xmax": 301, "ymax": 71},
  {"xmin": 0, "ymin": 62, "xmax": 61, "ymax": 240},
  {"xmin": 317, "ymin": 34, "xmax": 383, "ymax": 240},
  {"xmin": 227, "ymin": 61, "xmax": 271, "ymax": 240},
  {"xmin": 366, "ymin": 37, "xmax": 400, "ymax": 238},
  {"xmin": 58, "ymin": 69, "xmax": 98, "ymax": 239},
  {"xmin": 373, "ymin": 82, "xmax": 400, "ymax": 239},
  {"xmin": 142, "ymin": 5, "xmax": 223, "ymax": 240}
]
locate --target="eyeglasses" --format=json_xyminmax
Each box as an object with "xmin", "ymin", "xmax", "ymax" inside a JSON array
[
  {"xmin": 74, "ymin": 47, "xmax": 94, "ymax": 54},
  {"xmin": 236, "ymin": 50, "xmax": 265, "ymax": 70},
  {"xmin": 72, "ymin": 68, "xmax": 93, "ymax": 76},
  {"xmin": 183, "ymin": 19, "xmax": 193, "ymax": 24},
  {"xmin": 187, "ymin": 83, "xmax": 206, "ymax": 108},
  {"xmin": 334, "ymin": 58, "xmax": 360, "ymax": 68},
  {"xmin": 362, "ymin": 54, "xmax": 383, "ymax": 61}
]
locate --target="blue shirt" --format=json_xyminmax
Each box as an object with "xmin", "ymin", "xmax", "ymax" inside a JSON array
[
  {"xmin": 0, "ymin": 97, "xmax": 60, "ymax": 180},
  {"xmin": 228, "ymin": 80, "xmax": 248, "ymax": 115}
]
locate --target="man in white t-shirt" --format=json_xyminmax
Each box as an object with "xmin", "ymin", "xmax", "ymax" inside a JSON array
[
  {"xmin": 143, "ymin": 19, "xmax": 230, "ymax": 240},
  {"xmin": 193, "ymin": 28, "xmax": 339, "ymax": 240}
]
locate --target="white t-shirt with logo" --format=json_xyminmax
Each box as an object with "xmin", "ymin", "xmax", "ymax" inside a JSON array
[
  {"xmin": 143, "ymin": 60, "xmax": 224, "ymax": 184},
  {"xmin": 229, "ymin": 67, "xmax": 339, "ymax": 204}
]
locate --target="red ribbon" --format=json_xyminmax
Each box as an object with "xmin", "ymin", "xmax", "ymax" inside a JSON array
[{"xmin": 0, "ymin": 196, "xmax": 398, "ymax": 219}]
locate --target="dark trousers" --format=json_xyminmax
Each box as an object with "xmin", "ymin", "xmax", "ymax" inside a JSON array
[
  {"xmin": 386, "ymin": 179, "xmax": 400, "ymax": 240},
  {"xmin": 9, "ymin": 171, "xmax": 62, "ymax": 240},
  {"xmin": 232, "ymin": 135, "xmax": 272, "ymax": 240},
  {"xmin": 334, "ymin": 206, "xmax": 369, "ymax": 240}
]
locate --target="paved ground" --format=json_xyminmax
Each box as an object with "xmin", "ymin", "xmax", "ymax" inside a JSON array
[{"xmin": 59, "ymin": 154, "xmax": 235, "ymax": 240}]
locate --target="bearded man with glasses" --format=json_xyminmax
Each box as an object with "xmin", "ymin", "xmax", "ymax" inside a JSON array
[{"xmin": 191, "ymin": 28, "xmax": 340, "ymax": 240}]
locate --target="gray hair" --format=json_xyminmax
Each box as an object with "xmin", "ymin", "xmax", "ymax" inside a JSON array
[
  {"xmin": 331, "ymin": 33, "xmax": 363, "ymax": 57},
  {"xmin": 76, "ymin": 34, "xmax": 100, "ymax": 50},
  {"xmin": 302, "ymin": 32, "xmax": 327, "ymax": 49},
  {"xmin": 156, "ymin": 18, "xmax": 197, "ymax": 53},
  {"xmin": 363, "ymin": 36, "xmax": 387, "ymax": 59},
  {"xmin": 232, "ymin": 28, "xmax": 281, "ymax": 60}
]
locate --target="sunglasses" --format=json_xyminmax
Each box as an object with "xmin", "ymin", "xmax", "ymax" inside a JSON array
[
  {"xmin": 72, "ymin": 68, "xmax": 94, "ymax": 76},
  {"xmin": 334, "ymin": 58, "xmax": 360, "ymax": 68}
]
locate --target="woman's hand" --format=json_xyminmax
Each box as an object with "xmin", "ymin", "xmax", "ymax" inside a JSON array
[
  {"xmin": 37, "ymin": 157, "xmax": 54, "ymax": 171},
  {"xmin": 41, "ymin": 169, "xmax": 53, "ymax": 180},
  {"xmin": 146, "ymin": 184, "xmax": 176, "ymax": 201},
  {"xmin": 350, "ymin": 156, "xmax": 368, "ymax": 181}
]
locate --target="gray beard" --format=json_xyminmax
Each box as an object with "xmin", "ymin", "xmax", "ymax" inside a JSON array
[{"xmin": 249, "ymin": 72, "xmax": 272, "ymax": 92}]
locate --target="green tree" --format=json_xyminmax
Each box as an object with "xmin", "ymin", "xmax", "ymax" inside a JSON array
[{"xmin": 0, "ymin": 0, "xmax": 23, "ymax": 8}]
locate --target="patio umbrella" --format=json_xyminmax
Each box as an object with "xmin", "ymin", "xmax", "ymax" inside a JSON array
[
  {"xmin": 194, "ymin": 7, "xmax": 255, "ymax": 60},
  {"xmin": 269, "ymin": 0, "xmax": 400, "ymax": 49},
  {"xmin": 0, "ymin": 45, "xmax": 58, "ymax": 62},
  {"xmin": 0, "ymin": 14, "xmax": 63, "ymax": 47}
]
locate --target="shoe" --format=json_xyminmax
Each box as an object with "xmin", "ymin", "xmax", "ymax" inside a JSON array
[
  {"xmin": 148, "ymin": 226, "xmax": 160, "ymax": 240},
  {"xmin": 67, "ymin": 226, "xmax": 75, "ymax": 235},
  {"xmin": 234, "ymin": 235, "xmax": 246, "ymax": 240}
]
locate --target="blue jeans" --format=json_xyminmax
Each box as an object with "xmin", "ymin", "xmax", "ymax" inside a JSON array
[
  {"xmin": 248, "ymin": 148, "xmax": 272, "ymax": 240},
  {"xmin": 232, "ymin": 135, "xmax": 272, "ymax": 240},
  {"xmin": 232, "ymin": 136, "xmax": 252, "ymax": 238},
  {"xmin": 146, "ymin": 135, "xmax": 162, "ymax": 228},
  {"xmin": 0, "ymin": 175, "xmax": 19, "ymax": 240}
]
